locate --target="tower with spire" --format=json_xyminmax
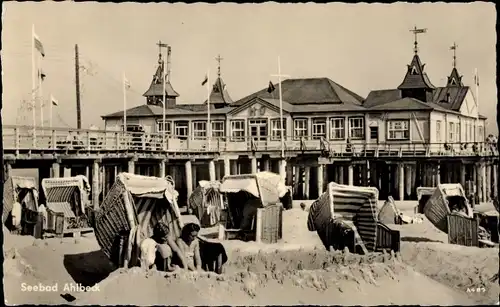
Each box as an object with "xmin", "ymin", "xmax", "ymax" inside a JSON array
[
  {"xmin": 205, "ymin": 54, "xmax": 233, "ymax": 108},
  {"xmin": 143, "ymin": 42, "xmax": 180, "ymax": 109},
  {"xmin": 397, "ymin": 26, "xmax": 436, "ymax": 102},
  {"xmin": 446, "ymin": 42, "xmax": 464, "ymax": 87}
]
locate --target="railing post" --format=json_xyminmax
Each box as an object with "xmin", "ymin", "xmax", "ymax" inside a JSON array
[
  {"xmin": 87, "ymin": 131, "xmax": 91, "ymax": 151},
  {"xmin": 51, "ymin": 130, "xmax": 57, "ymax": 150},
  {"xmin": 14, "ymin": 127, "xmax": 20, "ymax": 154},
  {"xmin": 115, "ymin": 132, "xmax": 120, "ymax": 150}
]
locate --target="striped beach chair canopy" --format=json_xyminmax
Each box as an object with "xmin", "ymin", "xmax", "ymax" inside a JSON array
[
  {"xmin": 220, "ymin": 171, "xmax": 288, "ymax": 207},
  {"xmin": 95, "ymin": 173, "xmax": 183, "ymax": 263},
  {"xmin": 307, "ymin": 182, "xmax": 379, "ymax": 252},
  {"xmin": 188, "ymin": 180, "xmax": 223, "ymax": 227},
  {"xmin": 2, "ymin": 176, "xmax": 39, "ymax": 223},
  {"xmin": 41, "ymin": 175, "xmax": 91, "ymax": 216},
  {"xmin": 424, "ymin": 183, "xmax": 473, "ymax": 233}
]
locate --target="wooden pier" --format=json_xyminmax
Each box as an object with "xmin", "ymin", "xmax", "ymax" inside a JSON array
[{"xmin": 3, "ymin": 125, "xmax": 498, "ymax": 207}]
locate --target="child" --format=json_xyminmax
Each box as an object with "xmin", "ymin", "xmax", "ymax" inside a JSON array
[
  {"xmin": 176, "ymin": 223, "xmax": 202, "ymax": 271},
  {"xmin": 151, "ymin": 221, "xmax": 185, "ymax": 272}
]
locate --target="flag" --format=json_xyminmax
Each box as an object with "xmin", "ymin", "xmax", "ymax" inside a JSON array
[
  {"xmin": 38, "ymin": 69, "xmax": 46, "ymax": 81},
  {"xmin": 201, "ymin": 74, "xmax": 208, "ymax": 86},
  {"xmin": 124, "ymin": 76, "xmax": 131, "ymax": 89},
  {"xmin": 50, "ymin": 95, "xmax": 58, "ymax": 106},
  {"xmin": 474, "ymin": 73, "xmax": 479, "ymax": 86},
  {"xmin": 33, "ymin": 31, "xmax": 45, "ymax": 57},
  {"xmin": 267, "ymin": 81, "xmax": 275, "ymax": 93}
]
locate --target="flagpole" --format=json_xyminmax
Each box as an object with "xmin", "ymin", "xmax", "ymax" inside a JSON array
[
  {"xmin": 475, "ymin": 68, "xmax": 479, "ymax": 142},
  {"xmin": 278, "ymin": 56, "xmax": 285, "ymax": 159},
  {"xmin": 49, "ymin": 94, "xmax": 53, "ymax": 127},
  {"xmin": 207, "ymin": 69, "xmax": 211, "ymax": 150},
  {"xmin": 31, "ymin": 24, "xmax": 37, "ymax": 143},
  {"xmin": 39, "ymin": 52, "xmax": 44, "ymax": 128},
  {"xmin": 162, "ymin": 49, "xmax": 166, "ymax": 149},
  {"xmin": 123, "ymin": 72, "xmax": 127, "ymax": 133}
]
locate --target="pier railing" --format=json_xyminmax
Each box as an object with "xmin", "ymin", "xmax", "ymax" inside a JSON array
[{"xmin": 2, "ymin": 125, "xmax": 498, "ymax": 158}]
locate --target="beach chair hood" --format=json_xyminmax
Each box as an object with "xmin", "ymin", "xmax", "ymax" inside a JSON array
[
  {"xmin": 3, "ymin": 176, "xmax": 39, "ymax": 223},
  {"xmin": 424, "ymin": 183, "xmax": 473, "ymax": 233},
  {"xmin": 41, "ymin": 175, "xmax": 91, "ymax": 215},
  {"xmin": 220, "ymin": 171, "xmax": 287, "ymax": 207},
  {"xmin": 307, "ymin": 182, "xmax": 379, "ymax": 251},
  {"xmin": 94, "ymin": 173, "xmax": 183, "ymax": 265},
  {"xmin": 188, "ymin": 181, "xmax": 223, "ymax": 227}
]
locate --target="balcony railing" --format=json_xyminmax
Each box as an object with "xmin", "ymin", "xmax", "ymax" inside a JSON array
[{"xmin": 2, "ymin": 125, "xmax": 498, "ymax": 158}]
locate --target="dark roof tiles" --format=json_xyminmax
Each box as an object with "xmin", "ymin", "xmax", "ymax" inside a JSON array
[{"xmin": 233, "ymin": 78, "xmax": 365, "ymax": 106}]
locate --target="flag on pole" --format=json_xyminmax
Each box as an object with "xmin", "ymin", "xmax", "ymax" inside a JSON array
[
  {"xmin": 201, "ymin": 74, "xmax": 208, "ymax": 86},
  {"xmin": 474, "ymin": 72, "xmax": 479, "ymax": 86},
  {"xmin": 267, "ymin": 81, "xmax": 276, "ymax": 93},
  {"xmin": 33, "ymin": 31, "xmax": 45, "ymax": 57},
  {"xmin": 50, "ymin": 95, "xmax": 58, "ymax": 106},
  {"xmin": 124, "ymin": 76, "xmax": 131, "ymax": 89},
  {"xmin": 38, "ymin": 69, "xmax": 46, "ymax": 81}
]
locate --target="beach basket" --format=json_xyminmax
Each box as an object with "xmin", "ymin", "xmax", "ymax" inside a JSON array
[
  {"xmin": 424, "ymin": 184, "xmax": 473, "ymax": 233},
  {"xmin": 94, "ymin": 179, "xmax": 132, "ymax": 260},
  {"xmin": 416, "ymin": 187, "xmax": 435, "ymax": 214},
  {"xmin": 3, "ymin": 176, "xmax": 39, "ymax": 224}
]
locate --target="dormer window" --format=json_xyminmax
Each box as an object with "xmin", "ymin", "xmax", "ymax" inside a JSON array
[
  {"xmin": 446, "ymin": 93, "xmax": 451, "ymax": 103},
  {"xmin": 410, "ymin": 65, "xmax": 418, "ymax": 75},
  {"xmin": 450, "ymin": 77, "xmax": 457, "ymax": 86}
]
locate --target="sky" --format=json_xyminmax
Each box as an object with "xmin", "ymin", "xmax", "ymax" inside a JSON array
[{"xmin": 1, "ymin": 2, "xmax": 497, "ymax": 134}]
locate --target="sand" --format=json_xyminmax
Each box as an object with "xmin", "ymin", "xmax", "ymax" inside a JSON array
[
  {"xmin": 3, "ymin": 204, "xmax": 498, "ymax": 306},
  {"xmin": 78, "ymin": 251, "xmax": 475, "ymax": 306}
]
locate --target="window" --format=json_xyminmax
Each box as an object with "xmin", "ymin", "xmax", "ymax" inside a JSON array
[
  {"xmin": 312, "ymin": 118, "xmax": 326, "ymax": 140},
  {"xmin": 387, "ymin": 120, "xmax": 410, "ymax": 140},
  {"xmin": 449, "ymin": 122, "xmax": 455, "ymax": 142},
  {"xmin": 349, "ymin": 117, "xmax": 365, "ymax": 139},
  {"xmin": 293, "ymin": 119, "xmax": 308, "ymax": 139},
  {"xmin": 455, "ymin": 123, "xmax": 460, "ymax": 143},
  {"xmin": 436, "ymin": 120, "xmax": 442, "ymax": 142},
  {"xmin": 370, "ymin": 127, "xmax": 378, "ymax": 140},
  {"xmin": 231, "ymin": 120, "xmax": 245, "ymax": 141},
  {"xmin": 478, "ymin": 126, "xmax": 484, "ymax": 141},
  {"xmin": 174, "ymin": 121, "xmax": 189, "ymax": 139},
  {"xmin": 192, "ymin": 121, "xmax": 207, "ymax": 139},
  {"xmin": 211, "ymin": 121, "xmax": 225, "ymax": 138},
  {"xmin": 156, "ymin": 120, "xmax": 172, "ymax": 134},
  {"xmin": 329, "ymin": 118, "xmax": 345, "ymax": 140},
  {"xmin": 271, "ymin": 119, "xmax": 287, "ymax": 140},
  {"xmin": 410, "ymin": 65, "xmax": 418, "ymax": 75},
  {"xmin": 469, "ymin": 124, "xmax": 473, "ymax": 142}
]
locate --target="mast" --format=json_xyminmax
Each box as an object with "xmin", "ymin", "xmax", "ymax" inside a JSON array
[
  {"xmin": 207, "ymin": 69, "xmax": 211, "ymax": 150},
  {"xmin": 31, "ymin": 24, "xmax": 37, "ymax": 143},
  {"xmin": 75, "ymin": 44, "xmax": 82, "ymax": 129}
]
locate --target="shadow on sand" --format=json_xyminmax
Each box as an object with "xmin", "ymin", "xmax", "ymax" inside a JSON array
[
  {"xmin": 401, "ymin": 236, "xmax": 443, "ymax": 243},
  {"xmin": 63, "ymin": 250, "xmax": 117, "ymax": 287}
]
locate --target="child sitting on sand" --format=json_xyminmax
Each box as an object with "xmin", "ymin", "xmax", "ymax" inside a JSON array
[
  {"xmin": 150, "ymin": 221, "xmax": 186, "ymax": 272},
  {"xmin": 176, "ymin": 223, "xmax": 202, "ymax": 271}
]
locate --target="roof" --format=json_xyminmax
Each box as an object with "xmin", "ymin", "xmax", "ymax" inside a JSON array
[
  {"xmin": 102, "ymin": 104, "xmax": 233, "ymax": 119},
  {"xmin": 363, "ymin": 89, "xmax": 402, "ymax": 108},
  {"xmin": 142, "ymin": 60, "xmax": 180, "ymax": 97},
  {"xmin": 232, "ymin": 78, "xmax": 365, "ymax": 106},
  {"xmin": 367, "ymin": 97, "xmax": 434, "ymax": 111},
  {"xmin": 203, "ymin": 77, "xmax": 233, "ymax": 105},
  {"xmin": 367, "ymin": 97, "xmax": 463, "ymax": 115},
  {"xmin": 432, "ymin": 86, "xmax": 469, "ymax": 111},
  {"xmin": 397, "ymin": 54, "xmax": 436, "ymax": 90}
]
